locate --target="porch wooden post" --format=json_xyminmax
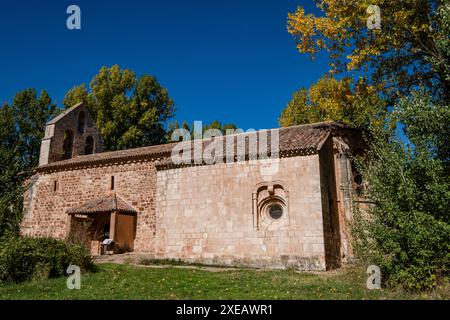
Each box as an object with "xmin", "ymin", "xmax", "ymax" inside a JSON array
[{"xmin": 110, "ymin": 211, "xmax": 117, "ymax": 240}]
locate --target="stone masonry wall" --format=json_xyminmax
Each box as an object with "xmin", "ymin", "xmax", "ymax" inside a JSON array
[
  {"xmin": 21, "ymin": 161, "xmax": 157, "ymax": 252},
  {"xmin": 154, "ymin": 155, "xmax": 327, "ymax": 270},
  {"xmin": 22, "ymin": 154, "xmax": 329, "ymax": 270},
  {"xmin": 39, "ymin": 104, "xmax": 102, "ymax": 166}
]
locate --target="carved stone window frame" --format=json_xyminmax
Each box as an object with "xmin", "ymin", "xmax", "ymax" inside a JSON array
[{"xmin": 252, "ymin": 180, "xmax": 289, "ymax": 230}]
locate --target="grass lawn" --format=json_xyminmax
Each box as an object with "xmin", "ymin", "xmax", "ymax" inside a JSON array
[{"xmin": 0, "ymin": 263, "xmax": 448, "ymax": 300}]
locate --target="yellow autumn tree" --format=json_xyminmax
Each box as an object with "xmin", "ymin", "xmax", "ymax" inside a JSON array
[
  {"xmin": 279, "ymin": 75, "xmax": 385, "ymax": 128},
  {"xmin": 287, "ymin": 0, "xmax": 450, "ymax": 101}
]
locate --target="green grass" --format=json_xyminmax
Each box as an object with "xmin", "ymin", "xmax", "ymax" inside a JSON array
[{"xmin": 0, "ymin": 263, "xmax": 448, "ymax": 300}]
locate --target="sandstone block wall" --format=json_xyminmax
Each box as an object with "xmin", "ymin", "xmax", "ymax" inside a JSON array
[
  {"xmin": 22, "ymin": 153, "xmax": 337, "ymax": 271},
  {"xmin": 21, "ymin": 161, "xmax": 158, "ymax": 252},
  {"xmin": 154, "ymin": 155, "xmax": 327, "ymax": 270}
]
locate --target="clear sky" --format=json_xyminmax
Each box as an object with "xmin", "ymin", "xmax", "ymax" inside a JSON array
[{"xmin": 0, "ymin": 0, "xmax": 330, "ymax": 130}]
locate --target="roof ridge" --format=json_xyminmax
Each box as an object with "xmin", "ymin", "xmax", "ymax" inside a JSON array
[{"xmin": 46, "ymin": 102, "xmax": 84, "ymax": 125}]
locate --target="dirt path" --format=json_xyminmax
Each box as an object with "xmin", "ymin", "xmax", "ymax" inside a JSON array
[
  {"xmin": 93, "ymin": 253, "xmax": 342, "ymax": 275},
  {"xmin": 93, "ymin": 253, "xmax": 242, "ymax": 272}
]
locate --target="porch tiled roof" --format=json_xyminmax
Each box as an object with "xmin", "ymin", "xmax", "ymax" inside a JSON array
[{"xmin": 67, "ymin": 194, "xmax": 136, "ymax": 215}]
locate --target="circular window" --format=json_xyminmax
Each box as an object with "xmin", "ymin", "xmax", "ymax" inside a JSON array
[{"xmin": 268, "ymin": 204, "xmax": 283, "ymax": 220}]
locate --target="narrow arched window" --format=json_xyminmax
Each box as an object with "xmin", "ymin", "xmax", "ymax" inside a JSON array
[
  {"xmin": 77, "ymin": 111, "xmax": 85, "ymax": 134},
  {"xmin": 62, "ymin": 130, "xmax": 74, "ymax": 160},
  {"xmin": 85, "ymin": 136, "xmax": 94, "ymax": 155}
]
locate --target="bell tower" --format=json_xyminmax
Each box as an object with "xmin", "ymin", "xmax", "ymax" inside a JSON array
[{"xmin": 39, "ymin": 102, "xmax": 103, "ymax": 166}]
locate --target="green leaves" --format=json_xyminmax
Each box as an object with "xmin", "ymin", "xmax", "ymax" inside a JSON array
[
  {"xmin": 0, "ymin": 90, "xmax": 57, "ymax": 238},
  {"xmin": 62, "ymin": 84, "xmax": 90, "ymax": 109},
  {"xmin": 63, "ymin": 65, "xmax": 176, "ymax": 151},
  {"xmin": 165, "ymin": 120, "xmax": 238, "ymax": 142},
  {"xmin": 0, "ymin": 236, "xmax": 93, "ymax": 284},
  {"xmin": 11, "ymin": 89, "xmax": 58, "ymax": 170},
  {"xmin": 352, "ymin": 91, "xmax": 450, "ymax": 291}
]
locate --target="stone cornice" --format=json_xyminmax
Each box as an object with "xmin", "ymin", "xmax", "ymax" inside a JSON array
[{"xmin": 154, "ymin": 147, "xmax": 319, "ymax": 171}]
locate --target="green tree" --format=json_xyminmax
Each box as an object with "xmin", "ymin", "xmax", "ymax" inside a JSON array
[
  {"xmin": 0, "ymin": 104, "xmax": 22, "ymax": 237},
  {"xmin": 166, "ymin": 120, "xmax": 238, "ymax": 142},
  {"xmin": 165, "ymin": 120, "xmax": 191, "ymax": 142},
  {"xmin": 12, "ymin": 89, "xmax": 57, "ymax": 170},
  {"xmin": 63, "ymin": 65, "xmax": 176, "ymax": 151},
  {"xmin": 352, "ymin": 90, "xmax": 450, "ymax": 290},
  {"xmin": 0, "ymin": 89, "xmax": 56, "ymax": 237},
  {"xmin": 202, "ymin": 120, "xmax": 237, "ymax": 134},
  {"xmin": 62, "ymin": 84, "xmax": 91, "ymax": 108}
]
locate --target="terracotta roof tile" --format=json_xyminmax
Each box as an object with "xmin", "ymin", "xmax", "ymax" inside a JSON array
[
  {"xmin": 67, "ymin": 194, "xmax": 136, "ymax": 215},
  {"xmin": 38, "ymin": 121, "xmax": 352, "ymax": 172}
]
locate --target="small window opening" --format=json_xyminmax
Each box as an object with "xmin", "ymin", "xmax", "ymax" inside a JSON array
[
  {"xmin": 77, "ymin": 111, "xmax": 86, "ymax": 134},
  {"xmin": 53, "ymin": 181, "xmax": 58, "ymax": 192},
  {"xmin": 62, "ymin": 130, "xmax": 74, "ymax": 160},
  {"xmin": 111, "ymin": 176, "xmax": 115, "ymax": 190},
  {"xmin": 85, "ymin": 136, "xmax": 94, "ymax": 155}
]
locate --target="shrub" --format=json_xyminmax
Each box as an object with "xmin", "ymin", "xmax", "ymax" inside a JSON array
[
  {"xmin": 0, "ymin": 236, "xmax": 94, "ymax": 283},
  {"xmin": 351, "ymin": 91, "xmax": 450, "ymax": 291}
]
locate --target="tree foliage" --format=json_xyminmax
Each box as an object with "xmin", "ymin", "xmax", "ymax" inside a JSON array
[
  {"xmin": 352, "ymin": 90, "xmax": 450, "ymax": 290},
  {"xmin": 0, "ymin": 236, "xmax": 93, "ymax": 283},
  {"xmin": 11, "ymin": 89, "xmax": 57, "ymax": 170},
  {"xmin": 63, "ymin": 65, "xmax": 176, "ymax": 151},
  {"xmin": 287, "ymin": 0, "xmax": 450, "ymax": 101},
  {"xmin": 166, "ymin": 120, "xmax": 238, "ymax": 141},
  {"xmin": 0, "ymin": 90, "xmax": 57, "ymax": 237},
  {"xmin": 0, "ymin": 105, "xmax": 22, "ymax": 237},
  {"xmin": 279, "ymin": 75, "xmax": 385, "ymax": 128}
]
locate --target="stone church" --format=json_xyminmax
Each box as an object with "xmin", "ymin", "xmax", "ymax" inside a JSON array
[{"xmin": 21, "ymin": 102, "xmax": 364, "ymax": 271}]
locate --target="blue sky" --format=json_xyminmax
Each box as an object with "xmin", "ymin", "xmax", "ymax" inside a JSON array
[{"xmin": 0, "ymin": 0, "xmax": 330, "ymax": 130}]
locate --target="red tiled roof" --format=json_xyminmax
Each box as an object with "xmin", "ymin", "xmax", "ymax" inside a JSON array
[
  {"xmin": 38, "ymin": 121, "xmax": 354, "ymax": 172},
  {"xmin": 67, "ymin": 194, "xmax": 137, "ymax": 215},
  {"xmin": 155, "ymin": 124, "xmax": 332, "ymax": 169},
  {"xmin": 38, "ymin": 141, "xmax": 177, "ymax": 171}
]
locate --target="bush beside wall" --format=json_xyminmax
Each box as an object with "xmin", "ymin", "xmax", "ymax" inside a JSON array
[{"xmin": 0, "ymin": 236, "xmax": 94, "ymax": 283}]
